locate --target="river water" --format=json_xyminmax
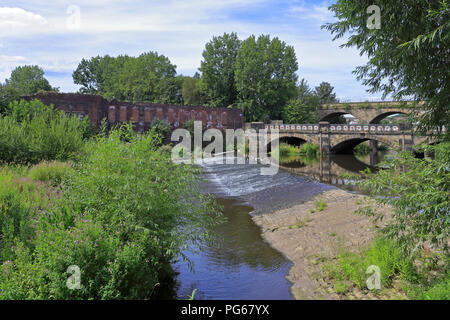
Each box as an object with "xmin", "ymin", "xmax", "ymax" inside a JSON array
[{"xmin": 166, "ymin": 151, "xmax": 389, "ymax": 300}]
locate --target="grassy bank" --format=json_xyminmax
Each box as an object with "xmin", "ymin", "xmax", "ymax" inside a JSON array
[
  {"xmin": 324, "ymin": 142, "xmax": 450, "ymax": 300},
  {"xmin": 322, "ymin": 237, "xmax": 449, "ymax": 299}
]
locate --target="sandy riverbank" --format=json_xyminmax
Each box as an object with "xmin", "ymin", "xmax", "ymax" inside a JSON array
[{"xmin": 252, "ymin": 188, "xmax": 392, "ymax": 300}]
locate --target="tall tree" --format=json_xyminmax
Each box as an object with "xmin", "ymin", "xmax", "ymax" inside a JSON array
[
  {"xmin": 234, "ymin": 34, "xmax": 299, "ymax": 122},
  {"xmin": 72, "ymin": 53, "xmax": 180, "ymax": 104},
  {"xmin": 199, "ymin": 32, "xmax": 241, "ymax": 107},
  {"xmin": 298, "ymin": 78, "xmax": 312, "ymax": 99},
  {"xmin": 181, "ymin": 74, "xmax": 207, "ymax": 106},
  {"xmin": 282, "ymin": 79, "xmax": 319, "ymax": 124},
  {"xmin": 5, "ymin": 65, "xmax": 55, "ymax": 96},
  {"xmin": 323, "ymin": 0, "xmax": 450, "ymax": 134},
  {"xmin": 314, "ymin": 82, "xmax": 339, "ymax": 105},
  {"xmin": 72, "ymin": 55, "xmax": 112, "ymax": 94}
]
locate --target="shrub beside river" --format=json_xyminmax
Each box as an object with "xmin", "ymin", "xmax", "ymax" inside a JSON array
[{"xmin": 0, "ymin": 100, "xmax": 223, "ymax": 299}]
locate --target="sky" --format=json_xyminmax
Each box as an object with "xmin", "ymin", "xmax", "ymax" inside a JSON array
[{"xmin": 0, "ymin": 0, "xmax": 385, "ymax": 102}]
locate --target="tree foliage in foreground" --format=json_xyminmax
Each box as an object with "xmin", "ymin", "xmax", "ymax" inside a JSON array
[
  {"xmin": 355, "ymin": 146, "xmax": 449, "ymax": 257},
  {"xmin": 323, "ymin": 0, "xmax": 450, "ymax": 135}
]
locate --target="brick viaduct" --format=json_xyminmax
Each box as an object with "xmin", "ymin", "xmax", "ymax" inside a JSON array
[{"xmin": 25, "ymin": 93, "xmax": 244, "ymax": 132}]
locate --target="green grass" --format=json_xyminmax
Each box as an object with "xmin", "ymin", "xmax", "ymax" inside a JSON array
[
  {"xmin": 288, "ymin": 216, "xmax": 312, "ymax": 229},
  {"xmin": 322, "ymin": 237, "xmax": 449, "ymax": 299},
  {"xmin": 314, "ymin": 200, "xmax": 327, "ymax": 212},
  {"xmin": 28, "ymin": 161, "xmax": 73, "ymax": 185}
]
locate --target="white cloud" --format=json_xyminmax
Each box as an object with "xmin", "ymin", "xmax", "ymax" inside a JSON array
[
  {"xmin": 0, "ymin": 7, "xmax": 47, "ymax": 28},
  {"xmin": 0, "ymin": 1, "xmax": 381, "ymax": 100}
]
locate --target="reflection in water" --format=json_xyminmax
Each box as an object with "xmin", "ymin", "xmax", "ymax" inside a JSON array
[
  {"xmin": 168, "ymin": 150, "xmax": 391, "ymax": 300},
  {"xmin": 173, "ymin": 197, "xmax": 293, "ymax": 300},
  {"xmin": 279, "ymin": 150, "xmax": 391, "ymax": 191}
]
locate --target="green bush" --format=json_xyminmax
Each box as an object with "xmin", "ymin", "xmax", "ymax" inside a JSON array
[
  {"xmin": 0, "ymin": 125, "xmax": 223, "ymax": 299},
  {"xmin": 0, "ymin": 99, "xmax": 91, "ymax": 164},
  {"xmin": 150, "ymin": 119, "xmax": 171, "ymax": 142},
  {"xmin": 299, "ymin": 142, "xmax": 318, "ymax": 156},
  {"xmin": 0, "ymin": 167, "xmax": 50, "ymax": 263},
  {"xmin": 354, "ymin": 142, "xmax": 371, "ymax": 155},
  {"xmin": 0, "ymin": 217, "xmax": 162, "ymax": 299},
  {"xmin": 423, "ymin": 276, "xmax": 450, "ymax": 300},
  {"xmin": 276, "ymin": 143, "xmax": 300, "ymax": 156},
  {"xmin": 272, "ymin": 142, "xmax": 319, "ymax": 158},
  {"xmin": 434, "ymin": 142, "xmax": 450, "ymax": 163}
]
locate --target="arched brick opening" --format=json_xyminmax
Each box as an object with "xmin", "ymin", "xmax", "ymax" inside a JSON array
[
  {"xmin": 369, "ymin": 111, "xmax": 407, "ymax": 124},
  {"xmin": 331, "ymin": 138, "xmax": 393, "ymax": 154},
  {"xmin": 319, "ymin": 112, "xmax": 356, "ymax": 123},
  {"xmin": 266, "ymin": 135, "xmax": 310, "ymax": 153}
]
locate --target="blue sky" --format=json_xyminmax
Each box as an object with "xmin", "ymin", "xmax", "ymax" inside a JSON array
[{"xmin": 0, "ymin": 0, "xmax": 384, "ymax": 101}]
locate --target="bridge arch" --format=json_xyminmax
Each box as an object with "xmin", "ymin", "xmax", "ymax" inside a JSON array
[
  {"xmin": 369, "ymin": 111, "xmax": 407, "ymax": 124},
  {"xmin": 319, "ymin": 112, "xmax": 356, "ymax": 123},
  {"xmin": 266, "ymin": 133, "xmax": 317, "ymax": 152},
  {"xmin": 330, "ymin": 137, "xmax": 396, "ymax": 154}
]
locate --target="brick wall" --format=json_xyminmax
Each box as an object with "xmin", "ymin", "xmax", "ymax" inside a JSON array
[{"xmin": 24, "ymin": 93, "xmax": 244, "ymax": 131}]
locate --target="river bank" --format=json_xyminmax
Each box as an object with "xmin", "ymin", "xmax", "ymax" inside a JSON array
[{"xmin": 252, "ymin": 188, "xmax": 392, "ymax": 300}]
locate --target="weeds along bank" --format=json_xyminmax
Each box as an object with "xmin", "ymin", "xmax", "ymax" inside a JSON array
[
  {"xmin": 0, "ymin": 100, "xmax": 91, "ymax": 164},
  {"xmin": 0, "ymin": 100, "xmax": 223, "ymax": 299},
  {"xmin": 272, "ymin": 142, "xmax": 319, "ymax": 157}
]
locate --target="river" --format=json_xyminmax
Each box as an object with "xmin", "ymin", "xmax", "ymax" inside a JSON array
[{"xmin": 164, "ymin": 150, "xmax": 390, "ymax": 300}]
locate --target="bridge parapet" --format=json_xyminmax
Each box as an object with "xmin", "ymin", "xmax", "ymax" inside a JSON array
[
  {"xmin": 264, "ymin": 123, "xmax": 414, "ymax": 134},
  {"xmin": 320, "ymin": 101, "xmax": 423, "ymax": 110}
]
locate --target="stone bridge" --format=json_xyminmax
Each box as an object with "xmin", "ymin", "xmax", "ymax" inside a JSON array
[
  {"xmin": 262, "ymin": 123, "xmax": 436, "ymax": 154},
  {"xmin": 318, "ymin": 101, "xmax": 424, "ymax": 124}
]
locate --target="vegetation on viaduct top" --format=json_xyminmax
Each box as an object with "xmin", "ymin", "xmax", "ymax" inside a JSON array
[{"xmin": 320, "ymin": 101, "xmax": 425, "ymax": 110}]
